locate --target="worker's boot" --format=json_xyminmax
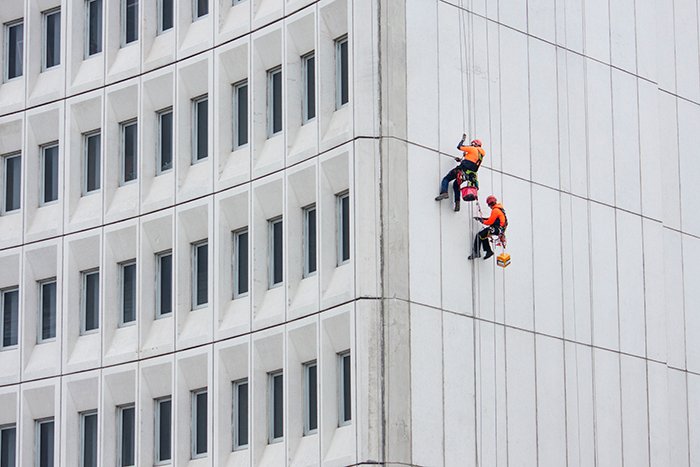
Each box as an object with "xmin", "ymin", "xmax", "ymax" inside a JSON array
[
  {"xmin": 468, "ymin": 253, "xmax": 480, "ymax": 260},
  {"xmin": 453, "ymin": 200, "xmax": 460, "ymax": 212},
  {"xmin": 483, "ymin": 250, "xmax": 494, "ymax": 260},
  {"xmin": 435, "ymin": 192, "xmax": 449, "ymax": 201}
]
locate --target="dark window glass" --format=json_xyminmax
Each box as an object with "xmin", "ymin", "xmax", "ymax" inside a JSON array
[
  {"xmin": 194, "ymin": 242, "xmax": 208, "ymax": 307},
  {"xmin": 234, "ymin": 82, "xmax": 248, "ymax": 148},
  {"xmin": 44, "ymin": 10, "xmax": 60, "ymax": 68},
  {"xmin": 82, "ymin": 412, "xmax": 97, "ymax": 467},
  {"xmin": 337, "ymin": 38, "xmax": 349, "ymax": 107},
  {"xmin": 2, "ymin": 289, "xmax": 18, "ymax": 348},
  {"xmin": 158, "ymin": 110, "xmax": 173, "ymax": 172},
  {"xmin": 194, "ymin": 97, "xmax": 208, "ymax": 161},
  {"xmin": 157, "ymin": 252, "xmax": 172, "ymax": 317},
  {"xmin": 339, "ymin": 193, "xmax": 350, "ymax": 263},
  {"xmin": 268, "ymin": 68, "xmax": 282, "ymax": 135},
  {"xmin": 304, "ymin": 207, "xmax": 316, "ymax": 276},
  {"xmin": 0, "ymin": 426, "xmax": 16, "ymax": 467},
  {"xmin": 124, "ymin": 0, "xmax": 138, "ymax": 44},
  {"xmin": 83, "ymin": 271, "xmax": 99, "ymax": 332},
  {"xmin": 305, "ymin": 363, "xmax": 317, "ymax": 433},
  {"xmin": 234, "ymin": 230, "xmax": 248, "ymax": 297},
  {"xmin": 119, "ymin": 407, "xmax": 134, "ymax": 466},
  {"xmin": 270, "ymin": 372, "xmax": 283, "ymax": 441},
  {"xmin": 234, "ymin": 381, "xmax": 248, "ymax": 449},
  {"xmin": 160, "ymin": 0, "xmax": 173, "ymax": 31},
  {"xmin": 195, "ymin": 0, "xmax": 208, "ymax": 18},
  {"xmin": 87, "ymin": 0, "xmax": 102, "ymax": 55},
  {"xmin": 121, "ymin": 262, "xmax": 136, "ymax": 324},
  {"xmin": 85, "ymin": 132, "xmax": 101, "ymax": 193},
  {"xmin": 341, "ymin": 352, "xmax": 351, "ymax": 423},
  {"xmin": 40, "ymin": 281, "xmax": 57, "ymax": 341},
  {"xmin": 270, "ymin": 219, "xmax": 283, "ymax": 286},
  {"xmin": 4, "ymin": 154, "xmax": 20, "ymax": 212},
  {"xmin": 43, "ymin": 145, "xmax": 58, "ymax": 203},
  {"xmin": 156, "ymin": 398, "xmax": 171, "ymax": 462},
  {"xmin": 304, "ymin": 54, "xmax": 315, "ymax": 121},
  {"xmin": 38, "ymin": 420, "xmax": 54, "ymax": 467},
  {"xmin": 6, "ymin": 22, "xmax": 23, "ymax": 79},
  {"xmin": 122, "ymin": 121, "xmax": 137, "ymax": 183},
  {"xmin": 193, "ymin": 391, "xmax": 207, "ymax": 455}
]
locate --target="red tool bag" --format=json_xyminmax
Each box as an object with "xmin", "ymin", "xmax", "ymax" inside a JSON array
[{"xmin": 460, "ymin": 182, "xmax": 478, "ymax": 201}]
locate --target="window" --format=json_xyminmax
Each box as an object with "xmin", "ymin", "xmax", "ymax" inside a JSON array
[
  {"xmin": 81, "ymin": 270, "xmax": 99, "ymax": 334},
  {"xmin": 268, "ymin": 371, "xmax": 283, "ymax": 443},
  {"xmin": 338, "ymin": 351, "xmax": 351, "ymax": 425},
  {"xmin": 0, "ymin": 425, "xmax": 16, "ymax": 467},
  {"xmin": 335, "ymin": 36, "xmax": 349, "ymax": 108},
  {"xmin": 232, "ymin": 229, "xmax": 248, "ymax": 298},
  {"xmin": 232, "ymin": 80, "xmax": 248, "ymax": 148},
  {"xmin": 232, "ymin": 379, "xmax": 248, "ymax": 450},
  {"xmin": 302, "ymin": 52, "xmax": 315, "ymax": 122},
  {"xmin": 158, "ymin": 0, "xmax": 173, "ymax": 32},
  {"xmin": 120, "ymin": 120, "xmax": 137, "ymax": 184},
  {"xmin": 268, "ymin": 217, "xmax": 283, "ymax": 287},
  {"xmin": 303, "ymin": 361, "xmax": 317, "ymax": 435},
  {"xmin": 192, "ymin": 95, "xmax": 208, "ymax": 162},
  {"xmin": 122, "ymin": 0, "xmax": 138, "ymax": 45},
  {"xmin": 83, "ymin": 131, "xmax": 101, "ymax": 194},
  {"xmin": 120, "ymin": 261, "xmax": 136, "ymax": 325},
  {"xmin": 194, "ymin": 0, "xmax": 208, "ymax": 19},
  {"xmin": 36, "ymin": 418, "xmax": 54, "ymax": 467},
  {"xmin": 38, "ymin": 279, "xmax": 57, "ymax": 342},
  {"xmin": 3, "ymin": 153, "xmax": 21, "ymax": 213},
  {"xmin": 157, "ymin": 108, "xmax": 173, "ymax": 173},
  {"xmin": 43, "ymin": 8, "xmax": 60, "ymax": 69},
  {"xmin": 192, "ymin": 241, "xmax": 208, "ymax": 308},
  {"xmin": 337, "ymin": 192, "xmax": 350, "ymax": 264},
  {"xmin": 80, "ymin": 411, "xmax": 98, "ymax": 467},
  {"xmin": 1, "ymin": 288, "xmax": 18, "ymax": 349},
  {"xmin": 155, "ymin": 397, "xmax": 171, "ymax": 463},
  {"xmin": 117, "ymin": 405, "xmax": 135, "ymax": 467},
  {"xmin": 191, "ymin": 389, "xmax": 207, "ymax": 458},
  {"xmin": 303, "ymin": 205, "xmax": 316, "ymax": 277},
  {"xmin": 5, "ymin": 20, "xmax": 23, "ymax": 80},
  {"xmin": 86, "ymin": 0, "xmax": 102, "ymax": 56},
  {"xmin": 156, "ymin": 251, "xmax": 172, "ymax": 318},
  {"xmin": 41, "ymin": 143, "xmax": 59, "ymax": 204},
  {"xmin": 267, "ymin": 66, "xmax": 282, "ymax": 136}
]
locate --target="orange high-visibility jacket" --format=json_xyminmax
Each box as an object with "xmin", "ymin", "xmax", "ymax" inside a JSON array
[
  {"xmin": 483, "ymin": 203, "xmax": 506, "ymax": 228},
  {"xmin": 458, "ymin": 145, "xmax": 486, "ymax": 167}
]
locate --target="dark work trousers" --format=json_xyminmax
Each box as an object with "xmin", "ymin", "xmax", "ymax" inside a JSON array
[
  {"xmin": 439, "ymin": 160, "xmax": 479, "ymax": 204},
  {"xmin": 473, "ymin": 227, "xmax": 496, "ymax": 256}
]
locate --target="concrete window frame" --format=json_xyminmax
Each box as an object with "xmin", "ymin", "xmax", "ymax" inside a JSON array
[{"xmin": 302, "ymin": 360, "xmax": 318, "ymax": 435}]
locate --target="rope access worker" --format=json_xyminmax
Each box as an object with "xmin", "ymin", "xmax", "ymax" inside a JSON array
[
  {"xmin": 435, "ymin": 134, "xmax": 485, "ymax": 211},
  {"xmin": 469, "ymin": 195, "xmax": 507, "ymax": 260}
]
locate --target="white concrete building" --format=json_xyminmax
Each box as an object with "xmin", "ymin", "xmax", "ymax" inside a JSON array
[{"xmin": 0, "ymin": 0, "xmax": 699, "ymax": 466}]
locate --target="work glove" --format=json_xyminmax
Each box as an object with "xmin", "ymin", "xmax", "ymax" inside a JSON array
[
  {"xmin": 473, "ymin": 217, "xmax": 484, "ymax": 222},
  {"xmin": 454, "ymin": 157, "xmax": 462, "ymax": 163},
  {"xmin": 462, "ymin": 133, "xmax": 467, "ymax": 140}
]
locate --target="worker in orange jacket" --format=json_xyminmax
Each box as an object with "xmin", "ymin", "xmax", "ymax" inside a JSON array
[
  {"xmin": 435, "ymin": 134, "xmax": 485, "ymax": 211},
  {"xmin": 468, "ymin": 195, "xmax": 507, "ymax": 260}
]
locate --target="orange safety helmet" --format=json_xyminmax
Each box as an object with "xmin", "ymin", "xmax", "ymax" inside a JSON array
[
  {"xmin": 471, "ymin": 139, "xmax": 482, "ymax": 147},
  {"xmin": 486, "ymin": 195, "xmax": 497, "ymax": 206}
]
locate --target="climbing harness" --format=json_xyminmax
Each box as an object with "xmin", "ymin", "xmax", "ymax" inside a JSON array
[{"xmin": 457, "ymin": 169, "xmax": 479, "ymax": 201}]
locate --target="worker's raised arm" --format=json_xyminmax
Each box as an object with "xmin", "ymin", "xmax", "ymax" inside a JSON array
[{"xmin": 457, "ymin": 133, "xmax": 467, "ymax": 151}]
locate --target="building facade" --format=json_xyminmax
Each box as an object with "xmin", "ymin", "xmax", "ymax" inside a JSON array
[{"xmin": 0, "ymin": 0, "xmax": 699, "ymax": 466}]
